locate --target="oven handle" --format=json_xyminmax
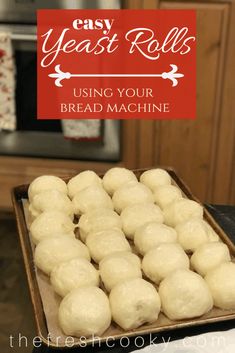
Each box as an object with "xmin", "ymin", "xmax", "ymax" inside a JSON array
[
  {"xmin": 11, "ymin": 33, "xmax": 37, "ymax": 41},
  {"xmin": 0, "ymin": 24, "xmax": 37, "ymax": 41}
]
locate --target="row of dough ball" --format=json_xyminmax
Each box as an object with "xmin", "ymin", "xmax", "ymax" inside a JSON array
[
  {"xmin": 28, "ymin": 184, "xmax": 207, "ymax": 247},
  {"xmin": 30, "ymin": 203, "xmax": 218, "ymax": 258},
  {"xmin": 27, "ymin": 168, "xmax": 189, "ymax": 220},
  {"xmin": 31, "ymin": 207, "xmax": 226, "ymax": 282},
  {"xmin": 33, "ymin": 231, "xmax": 235, "ymax": 337},
  {"xmin": 58, "ymin": 262, "xmax": 235, "ymax": 338},
  {"xmin": 71, "ymin": 168, "xmax": 163, "ymax": 216},
  {"xmin": 47, "ymin": 238, "xmax": 231, "ymax": 299},
  {"xmin": 134, "ymin": 217, "xmax": 219, "ymax": 255},
  {"xmin": 33, "ymin": 231, "xmax": 140, "ymax": 296},
  {"xmin": 142, "ymin": 241, "xmax": 231, "ymax": 282},
  {"xmin": 54, "ymin": 251, "xmax": 141, "ymax": 297},
  {"xmin": 58, "ymin": 278, "xmax": 161, "ymax": 337},
  {"xmin": 78, "ymin": 208, "xmax": 220, "ymax": 264},
  {"xmin": 33, "ymin": 221, "xmax": 234, "ymax": 308},
  {"xmin": 34, "ymin": 216, "xmax": 231, "ymax": 293},
  {"xmin": 31, "ymin": 202, "xmax": 228, "ymax": 286}
]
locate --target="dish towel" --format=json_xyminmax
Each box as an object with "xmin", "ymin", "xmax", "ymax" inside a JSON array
[
  {"xmin": 61, "ymin": 0, "xmax": 119, "ymax": 140},
  {"xmin": 61, "ymin": 119, "xmax": 101, "ymax": 140},
  {"xmin": 0, "ymin": 32, "xmax": 16, "ymax": 131},
  {"xmin": 131, "ymin": 328, "xmax": 235, "ymax": 353}
]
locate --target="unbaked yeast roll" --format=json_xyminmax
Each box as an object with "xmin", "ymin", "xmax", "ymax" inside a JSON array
[
  {"xmin": 50, "ymin": 258, "xmax": 99, "ymax": 297},
  {"xmin": 205, "ymin": 262, "xmax": 235, "ymax": 310},
  {"xmin": 29, "ymin": 189, "xmax": 74, "ymax": 219},
  {"xmin": 159, "ymin": 269, "xmax": 213, "ymax": 320},
  {"xmin": 86, "ymin": 228, "xmax": 131, "ymax": 263},
  {"xmin": 153, "ymin": 184, "xmax": 182, "ymax": 209},
  {"xmin": 28, "ymin": 175, "xmax": 67, "ymax": 202},
  {"xmin": 164, "ymin": 199, "xmax": 203, "ymax": 227},
  {"xmin": 34, "ymin": 236, "xmax": 90, "ymax": 275},
  {"xmin": 112, "ymin": 181, "xmax": 154, "ymax": 214},
  {"xmin": 30, "ymin": 210, "xmax": 76, "ymax": 245},
  {"xmin": 140, "ymin": 168, "xmax": 171, "ymax": 191},
  {"xmin": 99, "ymin": 252, "xmax": 142, "ymax": 292},
  {"xmin": 176, "ymin": 218, "xmax": 219, "ymax": 252},
  {"xmin": 134, "ymin": 222, "xmax": 177, "ymax": 255},
  {"xmin": 59, "ymin": 287, "xmax": 111, "ymax": 337},
  {"xmin": 28, "ymin": 204, "xmax": 41, "ymax": 220},
  {"xmin": 191, "ymin": 242, "xmax": 231, "ymax": 276},
  {"xmin": 109, "ymin": 278, "xmax": 161, "ymax": 330},
  {"xmin": 78, "ymin": 208, "xmax": 122, "ymax": 242},
  {"xmin": 102, "ymin": 167, "xmax": 137, "ymax": 196},
  {"xmin": 121, "ymin": 202, "xmax": 164, "ymax": 239},
  {"xmin": 67, "ymin": 170, "xmax": 102, "ymax": 199},
  {"xmin": 100, "ymin": 251, "xmax": 141, "ymax": 269},
  {"xmin": 142, "ymin": 243, "xmax": 190, "ymax": 284},
  {"xmin": 72, "ymin": 184, "xmax": 113, "ymax": 215}
]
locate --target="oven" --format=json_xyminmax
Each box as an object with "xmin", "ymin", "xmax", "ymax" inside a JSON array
[{"xmin": 0, "ymin": 0, "xmax": 121, "ymax": 162}]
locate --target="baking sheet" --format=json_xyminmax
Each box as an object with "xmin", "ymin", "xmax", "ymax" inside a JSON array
[{"xmin": 12, "ymin": 169, "xmax": 235, "ymax": 348}]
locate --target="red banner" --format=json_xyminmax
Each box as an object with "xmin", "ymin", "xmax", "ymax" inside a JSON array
[{"xmin": 37, "ymin": 9, "xmax": 196, "ymax": 119}]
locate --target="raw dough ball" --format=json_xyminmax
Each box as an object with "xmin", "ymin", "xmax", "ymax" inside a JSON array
[
  {"xmin": 72, "ymin": 185, "xmax": 113, "ymax": 215},
  {"xmin": 159, "ymin": 269, "xmax": 213, "ymax": 320},
  {"xmin": 134, "ymin": 222, "xmax": 177, "ymax": 255},
  {"xmin": 103, "ymin": 167, "xmax": 137, "ymax": 195},
  {"xmin": 140, "ymin": 169, "xmax": 171, "ymax": 191},
  {"xmin": 101, "ymin": 251, "xmax": 141, "ymax": 268},
  {"xmin": 176, "ymin": 218, "xmax": 216, "ymax": 252},
  {"xmin": 153, "ymin": 185, "xmax": 182, "ymax": 209},
  {"xmin": 30, "ymin": 190, "xmax": 74, "ymax": 218},
  {"xmin": 58, "ymin": 286, "xmax": 111, "ymax": 337},
  {"xmin": 109, "ymin": 278, "xmax": 161, "ymax": 330},
  {"xmin": 34, "ymin": 236, "xmax": 90, "ymax": 275},
  {"xmin": 191, "ymin": 242, "xmax": 231, "ymax": 276},
  {"xmin": 112, "ymin": 182, "xmax": 154, "ymax": 214},
  {"xmin": 121, "ymin": 203, "xmax": 164, "ymax": 239},
  {"xmin": 50, "ymin": 258, "xmax": 99, "ymax": 297},
  {"xmin": 67, "ymin": 171, "xmax": 102, "ymax": 199},
  {"xmin": 78, "ymin": 208, "xmax": 121, "ymax": 242},
  {"xmin": 164, "ymin": 199, "xmax": 203, "ymax": 227},
  {"xmin": 30, "ymin": 211, "xmax": 76, "ymax": 245},
  {"xmin": 206, "ymin": 224, "xmax": 220, "ymax": 242},
  {"xmin": 28, "ymin": 175, "xmax": 67, "ymax": 202},
  {"xmin": 142, "ymin": 243, "xmax": 190, "ymax": 284},
  {"xmin": 28, "ymin": 204, "xmax": 40, "ymax": 220},
  {"xmin": 86, "ymin": 228, "xmax": 131, "ymax": 263},
  {"xmin": 100, "ymin": 253, "xmax": 142, "ymax": 292},
  {"xmin": 205, "ymin": 262, "xmax": 235, "ymax": 310}
]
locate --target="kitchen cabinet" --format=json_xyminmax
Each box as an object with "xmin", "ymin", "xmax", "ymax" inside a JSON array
[{"xmin": 123, "ymin": 0, "xmax": 235, "ymax": 205}]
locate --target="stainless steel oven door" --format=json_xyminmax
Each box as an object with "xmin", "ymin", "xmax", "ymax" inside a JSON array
[
  {"xmin": 0, "ymin": 0, "xmax": 120, "ymax": 23},
  {"xmin": 0, "ymin": 23, "xmax": 36, "ymax": 50},
  {"xmin": 0, "ymin": 1, "xmax": 90, "ymax": 23},
  {"xmin": 0, "ymin": 121, "xmax": 121, "ymax": 161},
  {"xmin": 0, "ymin": 23, "xmax": 121, "ymax": 162}
]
